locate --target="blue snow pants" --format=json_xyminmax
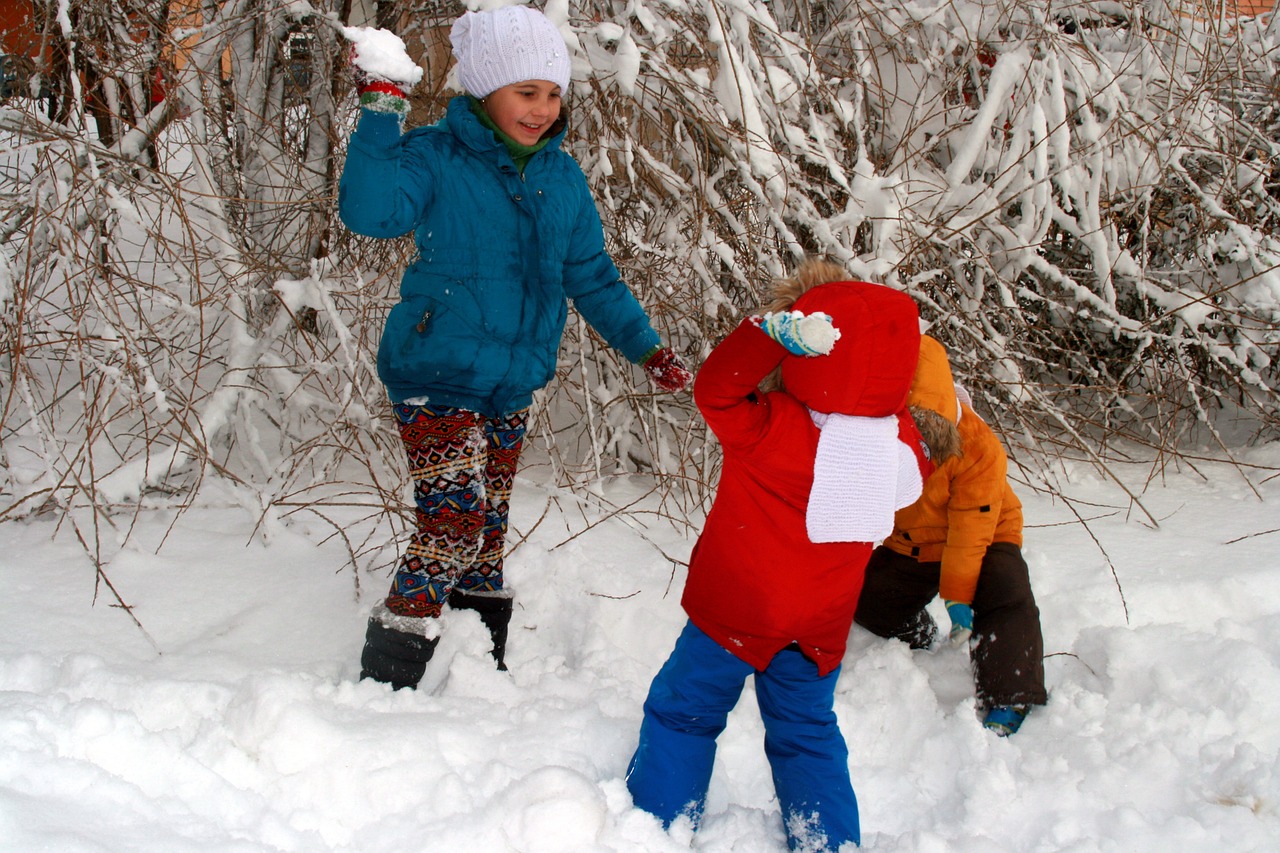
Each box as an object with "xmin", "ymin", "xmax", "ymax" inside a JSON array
[{"xmin": 626, "ymin": 621, "xmax": 860, "ymax": 851}]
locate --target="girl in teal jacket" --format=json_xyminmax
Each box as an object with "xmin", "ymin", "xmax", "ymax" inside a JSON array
[{"xmin": 340, "ymin": 7, "xmax": 690, "ymax": 688}]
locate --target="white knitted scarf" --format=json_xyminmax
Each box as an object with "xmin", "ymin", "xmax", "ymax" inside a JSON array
[{"xmin": 806, "ymin": 411, "xmax": 925, "ymax": 543}]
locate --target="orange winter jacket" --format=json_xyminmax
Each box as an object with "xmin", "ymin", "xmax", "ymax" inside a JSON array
[{"xmin": 882, "ymin": 402, "xmax": 1023, "ymax": 604}]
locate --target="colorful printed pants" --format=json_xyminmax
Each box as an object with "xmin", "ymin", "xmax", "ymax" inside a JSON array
[{"xmin": 382, "ymin": 402, "xmax": 528, "ymax": 619}]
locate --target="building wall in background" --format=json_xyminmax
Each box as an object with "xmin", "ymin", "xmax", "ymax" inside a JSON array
[{"xmin": 0, "ymin": 1, "xmax": 44, "ymax": 59}]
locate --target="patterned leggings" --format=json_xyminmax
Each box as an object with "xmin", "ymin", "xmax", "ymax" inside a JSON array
[{"xmin": 383, "ymin": 402, "xmax": 528, "ymax": 619}]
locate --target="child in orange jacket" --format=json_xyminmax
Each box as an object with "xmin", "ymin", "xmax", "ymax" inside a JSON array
[{"xmin": 854, "ymin": 335, "xmax": 1047, "ymax": 735}]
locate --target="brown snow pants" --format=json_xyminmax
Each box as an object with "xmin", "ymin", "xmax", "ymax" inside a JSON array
[{"xmin": 854, "ymin": 542, "xmax": 1048, "ymax": 708}]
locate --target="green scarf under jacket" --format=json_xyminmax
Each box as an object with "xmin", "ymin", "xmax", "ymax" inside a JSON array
[{"xmin": 468, "ymin": 96, "xmax": 551, "ymax": 173}]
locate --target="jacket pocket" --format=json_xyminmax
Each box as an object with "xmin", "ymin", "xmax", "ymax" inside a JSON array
[{"xmin": 379, "ymin": 296, "xmax": 480, "ymax": 390}]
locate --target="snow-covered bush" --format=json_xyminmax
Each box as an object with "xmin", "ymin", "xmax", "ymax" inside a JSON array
[
  {"xmin": 2, "ymin": 0, "xmax": 1278, "ymax": 561},
  {"xmin": 569, "ymin": 0, "xmax": 1280, "ymax": 466}
]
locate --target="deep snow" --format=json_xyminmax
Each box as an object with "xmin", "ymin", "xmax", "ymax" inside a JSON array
[
  {"xmin": 2, "ymin": 444, "xmax": 1279, "ymax": 852},
  {"xmin": 4, "ymin": 1, "xmax": 1280, "ymax": 848}
]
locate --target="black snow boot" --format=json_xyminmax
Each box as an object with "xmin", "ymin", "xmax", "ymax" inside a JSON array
[
  {"xmin": 448, "ymin": 589, "xmax": 514, "ymax": 671},
  {"xmin": 359, "ymin": 606, "xmax": 440, "ymax": 690},
  {"xmin": 898, "ymin": 607, "xmax": 939, "ymax": 650}
]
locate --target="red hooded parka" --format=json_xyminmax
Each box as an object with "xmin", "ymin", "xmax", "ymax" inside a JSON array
[{"xmin": 682, "ymin": 281, "xmax": 929, "ymax": 675}]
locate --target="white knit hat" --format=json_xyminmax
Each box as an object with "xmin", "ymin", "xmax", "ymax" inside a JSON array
[{"xmin": 450, "ymin": 5, "xmax": 572, "ymax": 98}]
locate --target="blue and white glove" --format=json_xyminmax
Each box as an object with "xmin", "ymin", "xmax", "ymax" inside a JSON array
[
  {"xmin": 755, "ymin": 311, "xmax": 840, "ymax": 356},
  {"xmin": 945, "ymin": 600, "xmax": 973, "ymax": 647}
]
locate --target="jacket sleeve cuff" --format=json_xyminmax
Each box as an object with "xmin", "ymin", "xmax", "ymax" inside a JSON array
[
  {"xmin": 350, "ymin": 108, "xmax": 405, "ymax": 153},
  {"xmin": 619, "ymin": 328, "xmax": 662, "ymax": 365}
]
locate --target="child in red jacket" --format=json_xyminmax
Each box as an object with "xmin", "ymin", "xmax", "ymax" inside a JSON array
[{"xmin": 626, "ymin": 259, "xmax": 932, "ymax": 851}]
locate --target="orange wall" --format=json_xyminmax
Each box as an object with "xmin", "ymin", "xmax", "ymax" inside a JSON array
[
  {"xmin": 0, "ymin": 0, "xmax": 43, "ymax": 58},
  {"xmin": 1229, "ymin": 0, "xmax": 1276, "ymax": 15}
]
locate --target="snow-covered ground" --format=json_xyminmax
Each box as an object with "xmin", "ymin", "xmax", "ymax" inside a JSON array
[{"xmin": 2, "ymin": 445, "xmax": 1279, "ymax": 852}]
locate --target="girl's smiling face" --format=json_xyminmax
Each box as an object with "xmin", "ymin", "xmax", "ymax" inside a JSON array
[{"xmin": 482, "ymin": 80, "xmax": 563, "ymax": 145}]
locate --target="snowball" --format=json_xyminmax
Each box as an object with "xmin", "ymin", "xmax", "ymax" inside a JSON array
[
  {"xmin": 796, "ymin": 313, "xmax": 840, "ymax": 354},
  {"xmin": 766, "ymin": 310, "xmax": 842, "ymax": 356},
  {"xmin": 498, "ymin": 766, "xmax": 607, "ymax": 853},
  {"xmin": 341, "ymin": 26, "xmax": 424, "ymax": 87}
]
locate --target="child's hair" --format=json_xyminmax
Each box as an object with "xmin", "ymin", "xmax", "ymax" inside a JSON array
[
  {"xmin": 758, "ymin": 257, "xmax": 849, "ymax": 393},
  {"xmin": 761, "ymin": 257, "xmax": 850, "ymax": 315},
  {"xmin": 911, "ymin": 406, "xmax": 963, "ymax": 465},
  {"xmin": 907, "ymin": 334, "xmax": 966, "ymax": 465}
]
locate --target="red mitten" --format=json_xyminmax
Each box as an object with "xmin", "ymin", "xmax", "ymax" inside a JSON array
[
  {"xmin": 642, "ymin": 346, "xmax": 693, "ymax": 393},
  {"xmin": 343, "ymin": 27, "xmax": 422, "ymax": 114},
  {"xmin": 346, "ymin": 44, "xmax": 409, "ymax": 113}
]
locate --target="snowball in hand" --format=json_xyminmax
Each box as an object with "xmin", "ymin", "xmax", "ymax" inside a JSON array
[
  {"xmin": 795, "ymin": 313, "xmax": 840, "ymax": 354},
  {"xmin": 342, "ymin": 26, "xmax": 424, "ymax": 88},
  {"xmin": 761, "ymin": 310, "xmax": 841, "ymax": 356}
]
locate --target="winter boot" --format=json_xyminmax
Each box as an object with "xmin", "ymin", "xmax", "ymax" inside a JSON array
[
  {"xmin": 898, "ymin": 607, "xmax": 939, "ymax": 650},
  {"xmin": 448, "ymin": 588, "xmax": 514, "ymax": 671},
  {"xmin": 360, "ymin": 604, "xmax": 440, "ymax": 690},
  {"xmin": 983, "ymin": 704, "xmax": 1029, "ymax": 737}
]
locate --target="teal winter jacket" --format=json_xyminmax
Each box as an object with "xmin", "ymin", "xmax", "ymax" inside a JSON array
[{"xmin": 339, "ymin": 96, "xmax": 661, "ymax": 416}]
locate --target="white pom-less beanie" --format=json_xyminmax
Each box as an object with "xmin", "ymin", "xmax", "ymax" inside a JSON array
[{"xmin": 450, "ymin": 5, "xmax": 572, "ymax": 98}]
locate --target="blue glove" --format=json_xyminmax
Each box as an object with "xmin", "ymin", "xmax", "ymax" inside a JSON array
[
  {"xmin": 945, "ymin": 600, "xmax": 973, "ymax": 647},
  {"xmin": 756, "ymin": 311, "xmax": 839, "ymax": 356}
]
